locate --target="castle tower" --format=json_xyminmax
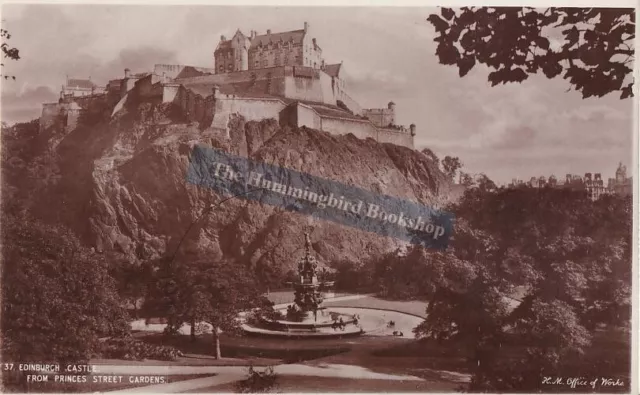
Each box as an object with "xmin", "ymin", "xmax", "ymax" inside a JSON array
[
  {"xmin": 387, "ymin": 101, "xmax": 396, "ymax": 126},
  {"xmin": 616, "ymin": 162, "xmax": 627, "ymax": 183},
  {"xmin": 232, "ymin": 29, "xmax": 250, "ymax": 72}
]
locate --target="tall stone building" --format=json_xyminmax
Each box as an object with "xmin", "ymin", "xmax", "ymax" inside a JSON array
[
  {"xmin": 214, "ymin": 22, "xmax": 325, "ymax": 74},
  {"xmin": 608, "ymin": 162, "xmax": 632, "ymax": 196}
]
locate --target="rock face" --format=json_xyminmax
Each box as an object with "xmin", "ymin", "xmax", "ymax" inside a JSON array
[{"xmin": 2, "ymin": 99, "xmax": 456, "ymax": 284}]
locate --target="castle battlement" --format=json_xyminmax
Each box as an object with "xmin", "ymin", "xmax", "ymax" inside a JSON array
[{"xmin": 39, "ymin": 23, "xmax": 416, "ymax": 150}]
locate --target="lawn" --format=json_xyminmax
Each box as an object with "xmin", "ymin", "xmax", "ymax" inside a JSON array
[
  {"xmin": 266, "ymin": 291, "xmax": 351, "ymax": 305},
  {"xmin": 189, "ymin": 374, "xmax": 459, "ymax": 393},
  {"xmin": 267, "ymin": 291, "xmax": 429, "ymax": 317},
  {"xmin": 324, "ymin": 296, "xmax": 428, "ymax": 318}
]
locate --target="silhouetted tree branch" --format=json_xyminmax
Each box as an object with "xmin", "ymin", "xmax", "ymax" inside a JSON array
[{"xmin": 428, "ymin": 7, "xmax": 635, "ymax": 99}]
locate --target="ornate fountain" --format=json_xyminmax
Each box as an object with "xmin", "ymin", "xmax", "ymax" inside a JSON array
[
  {"xmin": 290, "ymin": 232, "xmax": 332, "ymax": 322},
  {"xmin": 241, "ymin": 231, "xmax": 364, "ymax": 338}
]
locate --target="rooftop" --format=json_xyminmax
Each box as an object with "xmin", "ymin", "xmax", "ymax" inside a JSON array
[
  {"xmin": 250, "ymin": 29, "xmax": 306, "ymax": 49},
  {"xmin": 66, "ymin": 78, "xmax": 96, "ymax": 90},
  {"xmin": 324, "ymin": 63, "xmax": 342, "ymax": 78}
]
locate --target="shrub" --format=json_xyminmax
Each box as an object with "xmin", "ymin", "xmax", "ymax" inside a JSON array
[
  {"xmin": 235, "ymin": 365, "xmax": 278, "ymax": 393},
  {"xmin": 100, "ymin": 337, "xmax": 184, "ymax": 361}
]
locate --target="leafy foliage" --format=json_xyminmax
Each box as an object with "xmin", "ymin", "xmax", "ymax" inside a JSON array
[
  {"xmin": 235, "ymin": 365, "xmax": 279, "ymax": 393},
  {"xmin": 441, "ymin": 155, "xmax": 462, "ymax": 181},
  {"xmin": 421, "ymin": 147, "xmax": 441, "ymax": 168},
  {"xmin": 371, "ymin": 186, "xmax": 631, "ymax": 391},
  {"xmin": 428, "ymin": 7, "xmax": 635, "ymax": 98},
  {"xmin": 144, "ymin": 256, "xmax": 273, "ymax": 359},
  {"xmin": 110, "ymin": 260, "xmax": 152, "ymax": 319},
  {"xmin": 100, "ymin": 337, "xmax": 184, "ymax": 361},
  {"xmin": 1, "ymin": 213, "xmax": 130, "ymax": 364},
  {"xmin": 1, "ymin": 29, "xmax": 19, "ymax": 80}
]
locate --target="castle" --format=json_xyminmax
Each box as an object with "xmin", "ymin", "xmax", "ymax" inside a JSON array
[
  {"xmin": 40, "ymin": 22, "xmax": 416, "ymax": 149},
  {"xmin": 508, "ymin": 162, "xmax": 632, "ymax": 200}
]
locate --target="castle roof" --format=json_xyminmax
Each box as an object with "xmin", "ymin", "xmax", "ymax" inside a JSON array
[
  {"xmin": 324, "ymin": 63, "xmax": 342, "ymax": 78},
  {"xmin": 308, "ymin": 103, "xmax": 361, "ymax": 120},
  {"xmin": 215, "ymin": 40, "xmax": 233, "ymax": 52},
  {"xmin": 249, "ymin": 29, "xmax": 305, "ymax": 50},
  {"xmin": 66, "ymin": 78, "xmax": 96, "ymax": 90}
]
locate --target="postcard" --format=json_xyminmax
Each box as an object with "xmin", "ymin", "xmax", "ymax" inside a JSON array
[{"xmin": 1, "ymin": 4, "xmax": 636, "ymax": 394}]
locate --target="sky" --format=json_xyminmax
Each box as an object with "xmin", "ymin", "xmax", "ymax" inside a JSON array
[{"xmin": 0, "ymin": 4, "xmax": 635, "ymax": 184}]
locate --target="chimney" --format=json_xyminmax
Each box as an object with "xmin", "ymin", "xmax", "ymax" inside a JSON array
[
  {"xmin": 221, "ymin": 35, "xmax": 226, "ymax": 41},
  {"xmin": 409, "ymin": 124, "xmax": 416, "ymax": 136},
  {"xmin": 304, "ymin": 22, "xmax": 308, "ymax": 32},
  {"xmin": 267, "ymin": 29, "xmax": 271, "ymax": 35},
  {"xmin": 124, "ymin": 68, "xmax": 131, "ymax": 78}
]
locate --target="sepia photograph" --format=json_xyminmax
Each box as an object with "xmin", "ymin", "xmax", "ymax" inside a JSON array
[{"xmin": 0, "ymin": 3, "xmax": 636, "ymax": 393}]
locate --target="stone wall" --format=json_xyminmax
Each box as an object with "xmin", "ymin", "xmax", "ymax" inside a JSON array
[
  {"xmin": 39, "ymin": 102, "xmax": 84, "ymax": 133},
  {"xmin": 376, "ymin": 128, "xmax": 415, "ymax": 149},
  {"xmin": 362, "ymin": 107, "xmax": 395, "ymax": 128},
  {"xmin": 154, "ymin": 64, "xmax": 217, "ymax": 80},
  {"xmin": 280, "ymin": 101, "xmax": 414, "ymax": 149},
  {"xmin": 320, "ymin": 116, "xmax": 378, "ymax": 141},
  {"xmin": 335, "ymin": 90, "xmax": 362, "ymax": 115},
  {"xmin": 40, "ymin": 103, "xmax": 64, "ymax": 131},
  {"xmin": 284, "ymin": 70, "xmax": 327, "ymax": 103},
  {"xmin": 281, "ymin": 102, "xmax": 322, "ymax": 130},
  {"xmin": 218, "ymin": 96, "xmax": 285, "ymax": 122},
  {"xmin": 177, "ymin": 66, "xmax": 337, "ymax": 108}
]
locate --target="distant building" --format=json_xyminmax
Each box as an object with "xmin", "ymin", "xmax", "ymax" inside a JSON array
[
  {"xmin": 510, "ymin": 164, "xmax": 631, "ymax": 201},
  {"xmin": 584, "ymin": 172, "xmax": 607, "ymax": 200},
  {"xmin": 608, "ymin": 162, "xmax": 632, "ymax": 197}
]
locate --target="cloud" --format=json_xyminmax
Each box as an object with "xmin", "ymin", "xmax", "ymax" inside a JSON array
[
  {"xmin": 0, "ymin": 5, "xmax": 632, "ymax": 184},
  {"xmin": 1, "ymin": 85, "xmax": 58, "ymax": 125}
]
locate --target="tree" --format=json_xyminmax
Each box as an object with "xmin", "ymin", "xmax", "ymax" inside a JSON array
[
  {"xmin": 474, "ymin": 173, "xmax": 498, "ymax": 192},
  {"xmin": 459, "ymin": 171, "xmax": 474, "ymax": 187},
  {"xmin": 111, "ymin": 260, "xmax": 152, "ymax": 319},
  {"xmin": 441, "ymin": 155, "xmax": 462, "ymax": 181},
  {"xmin": 1, "ymin": 29, "xmax": 19, "ymax": 80},
  {"xmin": 145, "ymin": 256, "xmax": 273, "ymax": 358},
  {"xmin": 1, "ymin": 213, "xmax": 130, "ymax": 365},
  {"xmin": 421, "ymin": 147, "xmax": 440, "ymax": 167},
  {"xmin": 393, "ymin": 186, "xmax": 631, "ymax": 391},
  {"xmin": 427, "ymin": 7, "xmax": 635, "ymax": 99}
]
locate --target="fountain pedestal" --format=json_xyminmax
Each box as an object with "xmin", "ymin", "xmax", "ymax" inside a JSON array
[{"xmin": 242, "ymin": 230, "xmax": 364, "ymax": 339}]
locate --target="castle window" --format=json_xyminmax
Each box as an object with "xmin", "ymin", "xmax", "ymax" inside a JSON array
[
  {"xmin": 227, "ymin": 64, "xmax": 233, "ymax": 71},
  {"xmin": 219, "ymin": 65, "xmax": 224, "ymax": 72},
  {"xmin": 254, "ymin": 60, "xmax": 259, "ymax": 67}
]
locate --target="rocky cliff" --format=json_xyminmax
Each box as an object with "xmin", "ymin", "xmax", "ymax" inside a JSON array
[{"xmin": 2, "ymin": 98, "xmax": 456, "ymax": 284}]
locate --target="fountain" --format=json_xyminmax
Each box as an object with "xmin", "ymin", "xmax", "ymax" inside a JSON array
[{"xmin": 241, "ymin": 232, "xmax": 365, "ymax": 338}]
